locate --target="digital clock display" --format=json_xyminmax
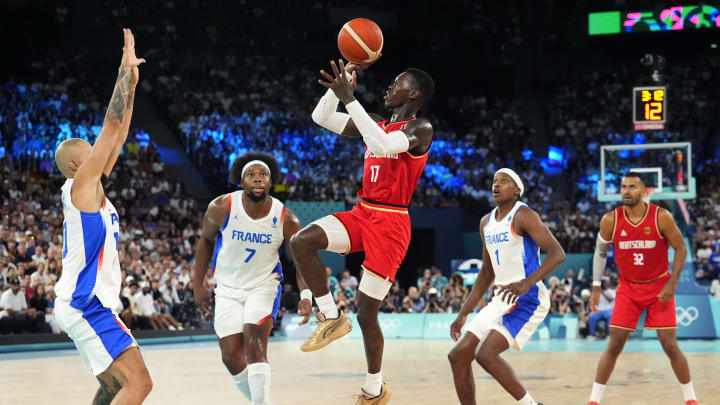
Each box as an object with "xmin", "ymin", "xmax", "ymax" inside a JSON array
[{"xmin": 633, "ymin": 86, "xmax": 667, "ymax": 130}]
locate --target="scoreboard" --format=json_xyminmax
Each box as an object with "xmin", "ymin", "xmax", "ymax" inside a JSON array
[{"xmin": 633, "ymin": 86, "xmax": 666, "ymax": 130}]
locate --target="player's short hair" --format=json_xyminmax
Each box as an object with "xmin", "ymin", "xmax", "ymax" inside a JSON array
[
  {"xmin": 623, "ymin": 171, "xmax": 646, "ymax": 186},
  {"xmin": 228, "ymin": 152, "xmax": 281, "ymax": 186},
  {"xmin": 404, "ymin": 67, "xmax": 435, "ymax": 107}
]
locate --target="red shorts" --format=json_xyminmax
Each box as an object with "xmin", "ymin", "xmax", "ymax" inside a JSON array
[
  {"xmin": 332, "ymin": 201, "xmax": 411, "ymax": 282},
  {"xmin": 609, "ymin": 273, "xmax": 677, "ymax": 331}
]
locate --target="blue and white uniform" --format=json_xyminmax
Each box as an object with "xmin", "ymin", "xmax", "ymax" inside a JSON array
[
  {"xmin": 211, "ymin": 192, "xmax": 286, "ymax": 338},
  {"xmin": 54, "ymin": 179, "xmax": 135, "ymax": 375},
  {"xmin": 465, "ymin": 201, "xmax": 550, "ymax": 350}
]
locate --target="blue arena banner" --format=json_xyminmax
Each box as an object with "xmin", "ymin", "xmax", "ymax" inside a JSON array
[{"xmin": 674, "ymin": 295, "xmax": 716, "ymax": 338}]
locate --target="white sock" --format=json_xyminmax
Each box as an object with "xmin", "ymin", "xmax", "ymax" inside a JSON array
[
  {"xmin": 363, "ymin": 371, "xmax": 382, "ymax": 397},
  {"xmin": 589, "ymin": 382, "xmax": 606, "ymax": 403},
  {"xmin": 232, "ymin": 368, "xmax": 252, "ymax": 401},
  {"xmin": 681, "ymin": 381, "xmax": 697, "ymax": 401},
  {"xmin": 248, "ymin": 362, "xmax": 272, "ymax": 404},
  {"xmin": 517, "ymin": 392, "xmax": 536, "ymax": 405},
  {"xmin": 315, "ymin": 292, "xmax": 339, "ymax": 319}
]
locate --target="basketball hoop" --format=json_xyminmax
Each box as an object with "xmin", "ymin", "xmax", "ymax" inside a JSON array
[{"xmin": 643, "ymin": 187, "xmax": 655, "ymax": 203}]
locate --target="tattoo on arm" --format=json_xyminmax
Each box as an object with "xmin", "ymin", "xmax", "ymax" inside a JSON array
[{"xmin": 104, "ymin": 67, "xmax": 133, "ymax": 124}]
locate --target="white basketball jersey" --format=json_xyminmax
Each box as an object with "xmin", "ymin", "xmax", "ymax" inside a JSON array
[
  {"xmin": 210, "ymin": 192, "xmax": 285, "ymax": 290},
  {"xmin": 483, "ymin": 201, "xmax": 542, "ymax": 286},
  {"xmin": 56, "ymin": 179, "xmax": 121, "ymax": 311}
]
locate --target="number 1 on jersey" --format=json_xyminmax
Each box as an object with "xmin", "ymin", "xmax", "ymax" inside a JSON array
[
  {"xmin": 244, "ymin": 248, "xmax": 256, "ymax": 263},
  {"xmin": 495, "ymin": 249, "xmax": 500, "ymax": 266},
  {"xmin": 370, "ymin": 165, "xmax": 380, "ymax": 182}
]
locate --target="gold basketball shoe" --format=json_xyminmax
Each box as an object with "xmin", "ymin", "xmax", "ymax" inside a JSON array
[
  {"xmin": 300, "ymin": 311, "xmax": 352, "ymax": 352},
  {"xmin": 353, "ymin": 382, "xmax": 392, "ymax": 404}
]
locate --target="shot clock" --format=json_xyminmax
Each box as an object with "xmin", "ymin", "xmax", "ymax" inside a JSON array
[{"xmin": 633, "ymin": 86, "xmax": 666, "ymax": 130}]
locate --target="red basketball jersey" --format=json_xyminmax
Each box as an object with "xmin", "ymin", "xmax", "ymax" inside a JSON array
[
  {"xmin": 356, "ymin": 119, "xmax": 428, "ymax": 206},
  {"xmin": 612, "ymin": 203, "xmax": 669, "ymax": 282}
]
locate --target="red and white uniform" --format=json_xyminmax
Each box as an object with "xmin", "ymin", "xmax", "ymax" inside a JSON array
[
  {"xmin": 333, "ymin": 119, "xmax": 428, "ymax": 282},
  {"xmin": 609, "ymin": 203, "xmax": 676, "ymax": 331}
]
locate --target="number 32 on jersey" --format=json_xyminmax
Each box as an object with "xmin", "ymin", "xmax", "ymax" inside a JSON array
[{"xmin": 633, "ymin": 253, "xmax": 644, "ymax": 266}]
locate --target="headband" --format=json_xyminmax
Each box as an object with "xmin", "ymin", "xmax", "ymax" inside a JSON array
[
  {"xmin": 496, "ymin": 168, "xmax": 524, "ymax": 197},
  {"xmin": 241, "ymin": 160, "xmax": 270, "ymax": 178}
]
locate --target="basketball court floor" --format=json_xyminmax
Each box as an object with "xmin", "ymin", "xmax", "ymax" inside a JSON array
[{"xmin": 2, "ymin": 337, "xmax": 719, "ymax": 404}]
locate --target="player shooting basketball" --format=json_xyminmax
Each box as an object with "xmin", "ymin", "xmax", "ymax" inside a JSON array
[{"xmin": 290, "ymin": 57, "xmax": 434, "ymax": 404}]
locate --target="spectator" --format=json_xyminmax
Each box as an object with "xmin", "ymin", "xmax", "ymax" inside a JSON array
[
  {"xmin": 0, "ymin": 278, "xmax": 32, "ymax": 334},
  {"xmin": 340, "ymin": 269, "xmax": 358, "ymax": 290},
  {"xmin": 431, "ymin": 268, "xmax": 449, "ymax": 292},
  {"xmin": 326, "ymin": 267, "xmax": 338, "ymax": 296},
  {"xmin": 710, "ymin": 275, "xmax": 720, "ymax": 302},
  {"xmin": 404, "ymin": 286, "xmax": 425, "ymax": 313},
  {"xmin": 27, "ymin": 284, "xmax": 51, "ymax": 333},
  {"xmin": 589, "ymin": 279, "xmax": 616, "ymax": 338},
  {"xmin": 417, "ymin": 268, "xmax": 433, "ymax": 288}
]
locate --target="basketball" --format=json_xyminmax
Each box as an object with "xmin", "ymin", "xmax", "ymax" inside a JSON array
[{"xmin": 337, "ymin": 18, "xmax": 383, "ymax": 63}]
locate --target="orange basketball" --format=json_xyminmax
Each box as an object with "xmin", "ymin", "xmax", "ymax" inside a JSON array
[{"xmin": 337, "ymin": 18, "xmax": 383, "ymax": 63}]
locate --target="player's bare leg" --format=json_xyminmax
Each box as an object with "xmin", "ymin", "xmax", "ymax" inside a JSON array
[
  {"xmin": 355, "ymin": 291, "xmax": 391, "ymax": 403},
  {"xmin": 475, "ymin": 330, "xmax": 529, "ymax": 401},
  {"xmin": 593, "ymin": 327, "xmax": 631, "ymax": 384},
  {"xmin": 588, "ymin": 327, "xmax": 631, "ymax": 404},
  {"xmin": 219, "ymin": 333, "xmax": 247, "ymax": 375},
  {"xmin": 289, "ymin": 225, "xmax": 331, "ymax": 296},
  {"xmin": 102, "ymin": 347, "xmax": 153, "ymax": 405},
  {"xmin": 93, "ymin": 371, "xmax": 122, "ymax": 405},
  {"xmin": 220, "ymin": 333, "xmax": 252, "ymax": 400},
  {"xmin": 290, "ymin": 225, "xmax": 352, "ymax": 351},
  {"xmin": 244, "ymin": 321, "xmax": 274, "ymax": 404},
  {"xmin": 448, "ymin": 332, "xmax": 481, "ymax": 404},
  {"xmin": 656, "ymin": 328, "xmax": 698, "ymax": 403},
  {"xmin": 656, "ymin": 328, "xmax": 691, "ymax": 382}
]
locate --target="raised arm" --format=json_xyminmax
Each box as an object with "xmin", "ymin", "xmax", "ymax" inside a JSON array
[
  {"xmin": 450, "ymin": 216, "xmax": 496, "ymax": 341},
  {"xmin": 192, "ymin": 195, "xmax": 229, "ymax": 315},
  {"xmin": 590, "ymin": 212, "xmax": 615, "ymax": 312},
  {"xmin": 657, "ymin": 208, "xmax": 687, "ymax": 302},
  {"xmin": 72, "ymin": 29, "xmax": 145, "ymax": 211},
  {"xmin": 496, "ymin": 207, "xmax": 567, "ymax": 304},
  {"xmin": 316, "ymin": 59, "xmax": 433, "ymax": 156}
]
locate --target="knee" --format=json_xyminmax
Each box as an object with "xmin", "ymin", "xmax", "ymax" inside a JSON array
[
  {"xmin": 290, "ymin": 227, "xmax": 324, "ymax": 253},
  {"xmin": 474, "ymin": 348, "xmax": 493, "ymax": 369},
  {"xmin": 128, "ymin": 369, "xmax": 153, "ymax": 397},
  {"xmin": 221, "ymin": 350, "xmax": 245, "ymax": 373},
  {"xmin": 139, "ymin": 375, "xmax": 153, "ymax": 397},
  {"xmin": 356, "ymin": 311, "xmax": 374, "ymax": 330},
  {"xmin": 448, "ymin": 348, "xmax": 470, "ymax": 367},
  {"xmin": 660, "ymin": 339, "xmax": 682, "ymax": 358}
]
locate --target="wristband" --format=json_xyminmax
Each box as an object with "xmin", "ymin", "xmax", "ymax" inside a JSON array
[
  {"xmin": 592, "ymin": 280, "xmax": 601, "ymax": 287},
  {"xmin": 300, "ymin": 289, "xmax": 312, "ymax": 302}
]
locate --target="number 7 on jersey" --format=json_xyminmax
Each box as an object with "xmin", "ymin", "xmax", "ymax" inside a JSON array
[{"xmin": 244, "ymin": 248, "xmax": 256, "ymax": 263}]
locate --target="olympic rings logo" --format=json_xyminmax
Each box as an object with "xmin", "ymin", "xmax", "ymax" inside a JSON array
[
  {"xmin": 379, "ymin": 319, "xmax": 402, "ymax": 332},
  {"xmin": 675, "ymin": 306, "xmax": 699, "ymax": 327}
]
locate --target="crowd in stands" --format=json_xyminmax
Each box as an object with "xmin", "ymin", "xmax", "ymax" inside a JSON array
[
  {"xmin": 2, "ymin": 2, "xmax": 719, "ymax": 337},
  {"xmin": 0, "ymin": 77, "xmax": 214, "ymax": 333}
]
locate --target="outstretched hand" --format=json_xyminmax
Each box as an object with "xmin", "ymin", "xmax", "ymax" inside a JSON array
[
  {"xmin": 318, "ymin": 59, "xmax": 357, "ymax": 104},
  {"xmin": 120, "ymin": 28, "xmax": 146, "ymax": 86}
]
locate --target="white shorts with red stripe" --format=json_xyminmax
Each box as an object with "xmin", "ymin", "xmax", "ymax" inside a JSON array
[
  {"xmin": 463, "ymin": 283, "xmax": 549, "ymax": 351},
  {"xmin": 55, "ymin": 296, "xmax": 136, "ymax": 376},
  {"xmin": 214, "ymin": 278, "xmax": 282, "ymax": 339}
]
